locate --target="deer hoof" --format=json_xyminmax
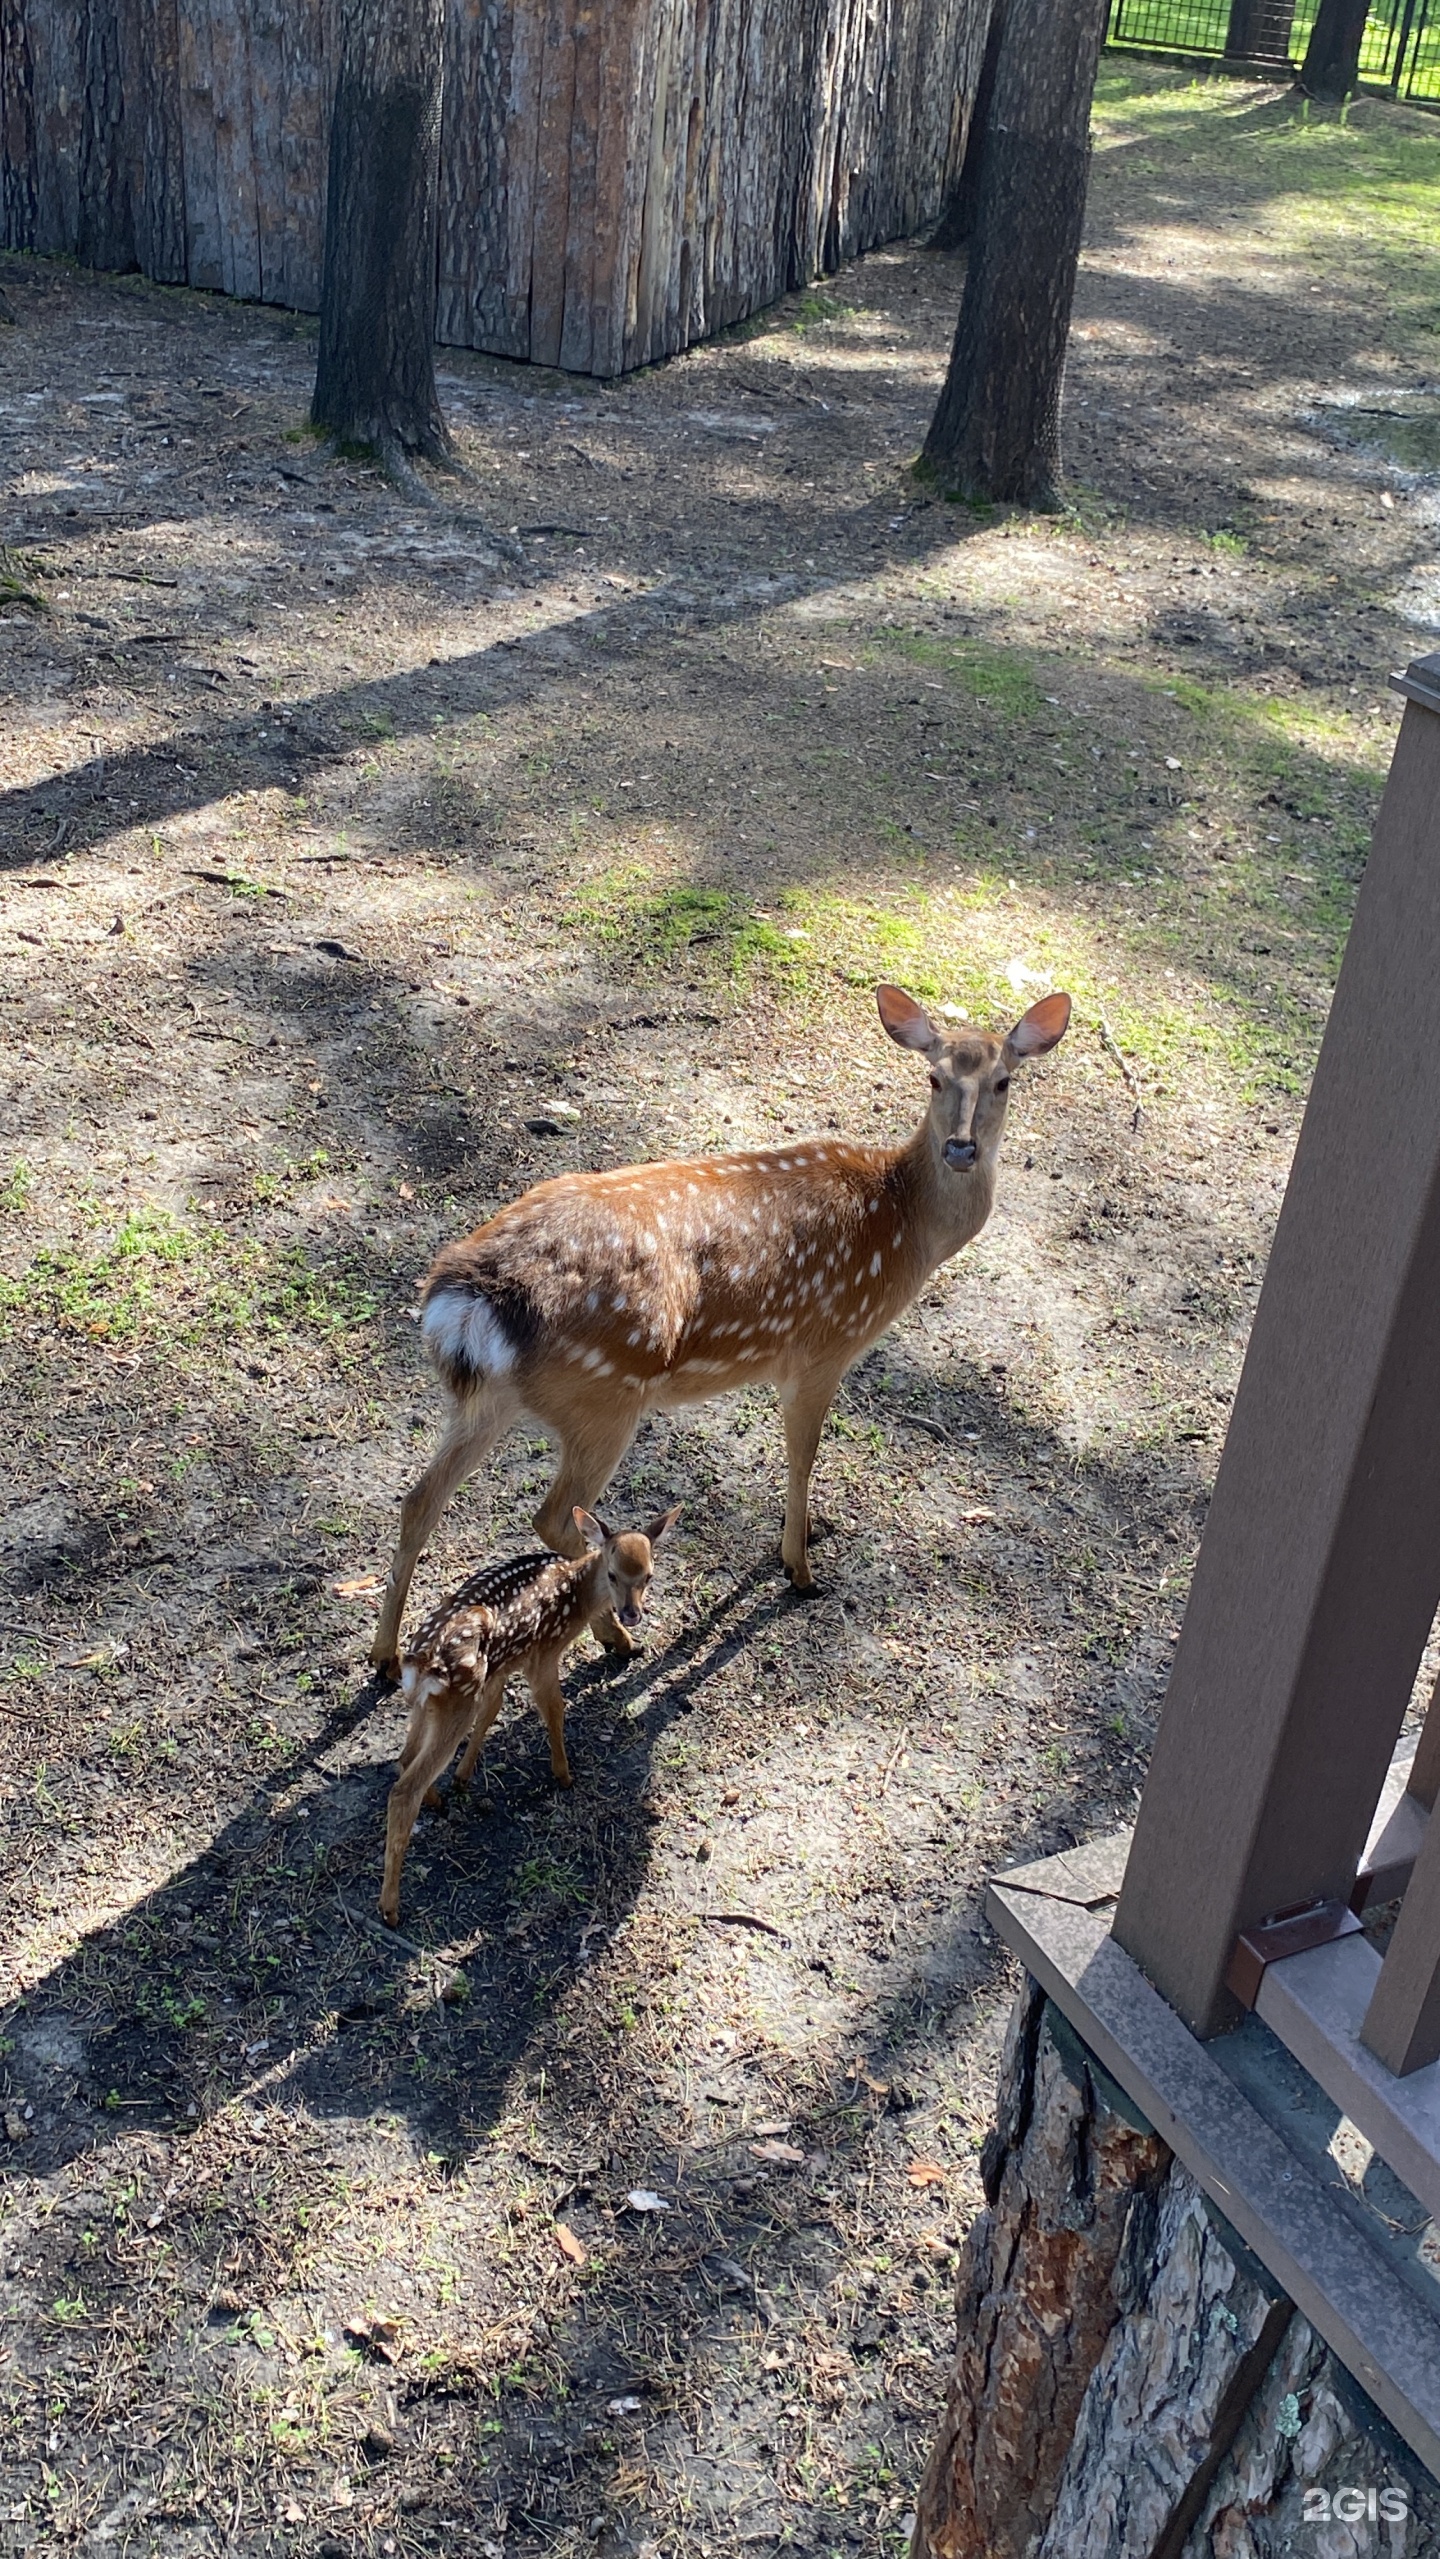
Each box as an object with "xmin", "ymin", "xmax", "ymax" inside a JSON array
[{"xmin": 371, "ymin": 1652, "xmax": 401, "ymax": 1689}]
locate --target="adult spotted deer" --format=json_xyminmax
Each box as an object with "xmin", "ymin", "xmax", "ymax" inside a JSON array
[{"xmin": 371, "ymin": 982, "xmax": 1070, "ymax": 1675}]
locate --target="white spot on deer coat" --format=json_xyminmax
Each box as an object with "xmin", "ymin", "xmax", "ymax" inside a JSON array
[{"xmin": 869, "ymin": 1252, "xmax": 882, "ymax": 1276}]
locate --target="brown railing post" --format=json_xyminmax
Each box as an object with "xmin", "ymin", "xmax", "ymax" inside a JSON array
[
  {"xmin": 1114, "ymin": 656, "xmax": 1440, "ymax": 2037},
  {"xmin": 1360, "ymin": 1810, "xmax": 1440, "ymax": 2075}
]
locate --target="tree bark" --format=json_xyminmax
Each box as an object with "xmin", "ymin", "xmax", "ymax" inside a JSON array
[
  {"xmin": 76, "ymin": 0, "xmax": 135, "ymax": 273},
  {"xmin": 311, "ymin": 0, "xmax": 452, "ymax": 478},
  {"xmin": 929, "ymin": 0, "xmax": 1006, "ymax": 253},
  {"xmin": 1298, "ymin": 0, "xmax": 1372, "ymax": 97},
  {"xmin": 921, "ymin": 0, "xmax": 1109, "ymax": 507},
  {"xmin": 912, "ymin": 1986, "xmax": 1172, "ymax": 2558},
  {"xmin": 913, "ymin": 1979, "xmax": 1440, "ymax": 2558}
]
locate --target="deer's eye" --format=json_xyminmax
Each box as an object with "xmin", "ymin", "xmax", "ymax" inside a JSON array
[
  {"xmin": 929, "ymin": 1072, "xmax": 943, "ymax": 1091},
  {"xmin": 994, "ymin": 1076, "xmax": 1011, "ymax": 1095}
]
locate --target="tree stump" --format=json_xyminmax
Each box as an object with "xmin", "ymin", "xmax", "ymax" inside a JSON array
[{"xmin": 913, "ymin": 1980, "xmax": 1440, "ymax": 2558}]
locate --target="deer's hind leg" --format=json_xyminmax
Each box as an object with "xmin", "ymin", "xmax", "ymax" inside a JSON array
[
  {"xmin": 381, "ymin": 1684, "xmax": 476, "ymax": 1926},
  {"xmin": 371, "ymin": 1381, "xmax": 520, "ymax": 1679},
  {"xmin": 452, "ymin": 1669, "xmax": 508, "ymax": 1793},
  {"xmin": 529, "ymin": 1390, "xmax": 642, "ymax": 1559}
]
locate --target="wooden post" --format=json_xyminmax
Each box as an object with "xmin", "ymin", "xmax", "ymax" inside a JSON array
[
  {"xmin": 1361, "ymin": 1804, "xmax": 1440, "ymax": 2075},
  {"xmin": 1114, "ymin": 657, "xmax": 1440, "ymax": 2038}
]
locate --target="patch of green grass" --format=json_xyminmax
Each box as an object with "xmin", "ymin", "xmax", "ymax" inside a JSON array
[
  {"xmin": 571, "ymin": 873, "xmax": 809, "ymax": 981},
  {"xmin": 1203, "ymin": 528, "xmax": 1247, "ymax": 555},
  {"xmin": 878, "ymin": 630, "xmax": 1044, "ymax": 719},
  {"xmin": 0, "ymin": 1206, "xmax": 379, "ymax": 1356},
  {"xmin": 1093, "ymin": 68, "xmax": 1440, "ymax": 356},
  {"xmin": 789, "ymin": 293, "xmax": 854, "ymax": 331},
  {"xmin": 0, "ymin": 548, "xmax": 49, "ymax": 613},
  {"xmin": 1, "ymin": 1159, "xmax": 34, "ymax": 1214},
  {"xmin": 511, "ymin": 1854, "xmax": 585, "ymax": 1908}
]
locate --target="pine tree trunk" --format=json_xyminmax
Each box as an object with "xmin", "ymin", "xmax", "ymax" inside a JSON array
[
  {"xmin": 913, "ymin": 1980, "xmax": 1440, "ymax": 2558},
  {"xmin": 929, "ymin": 0, "xmax": 1006, "ymax": 253},
  {"xmin": 75, "ymin": 2, "xmax": 135, "ymax": 272},
  {"xmin": 311, "ymin": 0, "xmax": 452, "ymax": 477},
  {"xmin": 1299, "ymin": 0, "xmax": 1372, "ymax": 96},
  {"xmin": 921, "ymin": 0, "xmax": 1108, "ymax": 506}
]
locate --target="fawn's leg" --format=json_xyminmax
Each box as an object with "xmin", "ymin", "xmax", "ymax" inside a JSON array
[
  {"xmin": 381, "ymin": 1686, "xmax": 474, "ymax": 1926},
  {"xmin": 452, "ymin": 1671, "xmax": 508, "ymax": 1792},
  {"xmin": 371, "ymin": 1385, "xmax": 517, "ymax": 1677},
  {"xmin": 526, "ymin": 1654, "xmax": 574, "ymax": 1787},
  {"xmin": 777, "ymin": 1366, "xmax": 844, "ymax": 1592}
]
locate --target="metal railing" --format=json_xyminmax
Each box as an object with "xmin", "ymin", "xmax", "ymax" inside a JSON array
[{"xmin": 1106, "ymin": 0, "xmax": 1440, "ymax": 101}]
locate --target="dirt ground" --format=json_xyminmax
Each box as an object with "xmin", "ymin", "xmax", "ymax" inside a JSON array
[{"xmin": 2, "ymin": 60, "xmax": 1438, "ymax": 2559}]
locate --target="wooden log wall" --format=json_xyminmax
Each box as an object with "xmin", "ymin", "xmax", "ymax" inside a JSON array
[{"xmin": 0, "ymin": 0, "xmax": 987, "ymax": 375}]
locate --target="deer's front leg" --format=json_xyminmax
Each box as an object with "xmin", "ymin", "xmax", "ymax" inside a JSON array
[
  {"xmin": 777, "ymin": 1368, "xmax": 843, "ymax": 1593},
  {"xmin": 530, "ymin": 1392, "xmax": 641, "ymax": 1650},
  {"xmin": 526, "ymin": 1657, "xmax": 574, "ymax": 1788}
]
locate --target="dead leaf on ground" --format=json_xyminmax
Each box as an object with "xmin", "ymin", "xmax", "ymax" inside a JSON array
[
  {"xmin": 332, "ymin": 1574, "xmax": 384, "ymax": 1597},
  {"xmin": 625, "ymin": 2189, "xmax": 670, "ymax": 2213},
  {"xmin": 554, "ymin": 2222, "xmax": 588, "ymax": 2266},
  {"xmin": 750, "ymin": 2120, "xmax": 791, "ymax": 2139},
  {"xmin": 848, "ymin": 2062, "xmax": 891, "ymax": 2097},
  {"xmin": 959, "ymin": 1506, "xmax": 997, "ymax": 1525},
  {"xmin": 907, "ymin": 2160, "xmax": 948, "ymax": 2188},
  {"xmin": 749, "ymin": 2139, "xmax": 805, "ymax": 2165}
]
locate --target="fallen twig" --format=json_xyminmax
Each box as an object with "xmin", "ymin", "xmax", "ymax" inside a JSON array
[
  {"xmin": 878, "ymin": 1731, "xmax": 909, "ymax": 1798},
  {"xmin": 1098, "ymin": 1011, "xmax": 1143, "ymax": 1132},
  {"xmin": 704, "ymin": 1910, "xmax": 790, "ymax": 1944},
  {"xmin": 335, "ymin": 1894, "xmax": 428, "ymax": 1961}
]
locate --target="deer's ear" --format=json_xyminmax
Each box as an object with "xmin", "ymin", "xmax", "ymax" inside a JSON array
[
  {"xmin": 645, "ymin": 1504, "xmax": 682, "ymax": 1549},
  {"xmin": 1005, "ymin": 991, "xmax": 1072, "ymax": 1059},
  {"xmin": 574, "ymin": 1507, "xmax": 607, "ymax": 1551},
  {"xmin": 877, "ymin": 983, "xmax": 939, "ymax": 1052}
]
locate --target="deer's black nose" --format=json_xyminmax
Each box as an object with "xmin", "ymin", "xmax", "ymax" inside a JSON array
[
  {"xmin": 943, "ymin": 1137, "xmax": 978, "ymax": 1169},
  {"xmin": 620, "ymin": 1603, "xmax": 642, "ymax": 1627}
]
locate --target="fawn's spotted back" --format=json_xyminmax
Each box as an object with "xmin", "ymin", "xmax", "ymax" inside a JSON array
[{"xmin": 403, "ymin": 1549, "xmax": 596, "ymax": 1706}]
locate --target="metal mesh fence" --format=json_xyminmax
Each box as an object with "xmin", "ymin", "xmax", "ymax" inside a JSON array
[{"xmin": 1106, "ymin": 0, "xmax": 1440, "ymax": 100}]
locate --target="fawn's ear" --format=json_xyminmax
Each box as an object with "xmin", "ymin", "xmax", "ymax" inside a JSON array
[
  {"xmin": 877, "ymin": 983, "xmax": 940, "ymax": 1053},
  {"xmin": 1005, "ymin": 991, "xmax": 1072, "ymax": 1059},
  {"xmin": 644, "ymin": 1504, "xmax": 683, "ymax": 1549},
  {"xmin": 574, "ymin": 1507, "xmax": 608, "ymax": 1551}
]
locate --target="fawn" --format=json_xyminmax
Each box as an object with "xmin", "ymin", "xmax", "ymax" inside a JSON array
[
  {"xmin": 380, "ymin": 1503, "xmax": 680, "ymax": 1925},
  {"xmin": 371, "ymin": 980, "xmax": 1070, "ymax": 1676}
]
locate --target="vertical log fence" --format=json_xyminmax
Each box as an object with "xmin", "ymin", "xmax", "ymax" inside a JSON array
[{"xmin": 0, "ymin": 0, "xmax": 992, "ymax": 376}]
